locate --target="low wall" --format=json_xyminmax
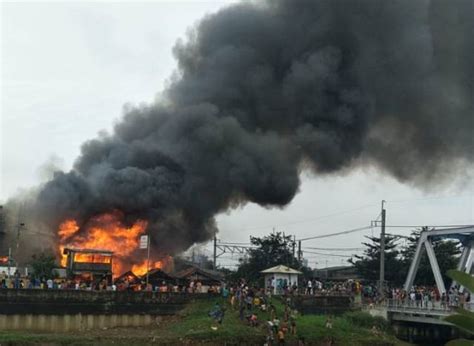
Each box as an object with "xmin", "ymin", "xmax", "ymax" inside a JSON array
[
  {"xmin": 292, "ymin": 295, "xmax": 354, "ymax": 314},
  {"xmin": 0, "ymin": 289, "xmax": 211, "ymax": 331}
]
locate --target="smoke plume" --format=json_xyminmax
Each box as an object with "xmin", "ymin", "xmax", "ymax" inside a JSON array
[{"xmin": 14, "ymin": 0, "xmax": 474, "ymax": 256}]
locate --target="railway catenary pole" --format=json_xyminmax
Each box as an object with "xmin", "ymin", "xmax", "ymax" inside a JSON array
[
  {"xmin": 298, "ymin": 240, "xmax": 302, "ymax": 262},
  {"xmin": 379, "ymin": 200, "xmax": 386, "ymax": 297},
  {"xmin": 213, "ymin": 234, "xmax": 217, "ymax": 270},
  {"xmin": 292, "ymin": 235, "xmax": 296, "ymax": 258}
]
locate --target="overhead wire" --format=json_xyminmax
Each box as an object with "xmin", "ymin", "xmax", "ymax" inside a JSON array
[
  {"xmin": 236, "ymin": 203, "xmax": 378, "ymax": 232},
  {"xmin": 217, "ymin": 241, "xmax": 252, "ymax": 245},
  {"xmin": 303, "ymin": 250, "xmax": 354, "ymax": 258},
  {"xmin": 302, "ymin": 246, "xmax": 364, "ymax": 251},
  {"xmin": 383, "ymin": 224, "xmax": 473, "ymax": 228},
  {"xmin": 298, "ymin": 225, "xmax": 372, "ymax": 241},
  {"xmin": 213, "ymin": 195, "xmax": 473, "ymax": 267}
]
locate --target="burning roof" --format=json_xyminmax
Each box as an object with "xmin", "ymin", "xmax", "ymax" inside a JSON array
[
  {"xmin": 115, "ymin": 270, "xmax": 139, "ymax": 284},
  {"xmin": 63, "ymin": 248, "xmax": 113, "ymax": 255}
]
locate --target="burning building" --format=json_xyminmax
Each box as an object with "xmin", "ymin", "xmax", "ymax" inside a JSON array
[
  {"xmin": 63, "ymin": 248, "xmax": 113, "ymax": 283},
  {"xmin": 58, "ymin": 211, "xmax": 173, "ymax": 277}
]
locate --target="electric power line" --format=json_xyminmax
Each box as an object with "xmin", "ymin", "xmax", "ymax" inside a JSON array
[
  {"xmin": 298, "ymin": 225, "xmax": 372, "ymax": 241},
  {"xmin": 218, "ymin": 241, "xmax": 252, "ymax": 245},
  {"xmin": 236, "ymin": 203, "xmax": 378, "ymax": 232},
  {"xmin": 302, "ymin": 246, "xmax": 364, "ymax": 251},
  {"xmin": 303, "ymin": 250, "xmax": 355, "ymax": 258},
  {"xmin": 383, "ymin": 224, "xmax": 473, "ymax": 228}
]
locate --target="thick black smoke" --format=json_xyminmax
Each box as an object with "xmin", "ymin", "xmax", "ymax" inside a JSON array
[{"xmin": 32, "ymin": 0, "xmax": 473, "ymax": 254}]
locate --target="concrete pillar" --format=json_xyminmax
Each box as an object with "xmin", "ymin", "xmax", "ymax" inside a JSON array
[
  {"xmin": 110, "ymin": 314, "xmax": 117, "ymax": 328},
  {"xmin": 25, "ymin": 314, "xmax": 33, "ymax": 330},
  {"xmin": 50, "ymin": 315, "xmax": 58, "ymax": 332},
  {"xmin": 98, "ymin": 315, "xmax": 105, "ymax": 329},
  {"xmin": 122, "ymin": 314, "xmax": 129, "ymax": 327},
  {"xmin": 38, "ymin": 315, "xmax": 46, "ymax": 330},
  {"xmin": 63, "ymin": 314, "xmax": 71, "ymax": 332},
  {"xmin": 76, "ymin": 314, "xmax": 84, "ymax": 331},
  {"xmin": 132, "ymin": 315, "xmax": 140, "ymax": 327},
  {"xmin": 0, "ymin": 315, "xmax": 6, "ymax": 329},
  {"xmin": 86, "ymin": 315, "xmax": 94, "ymax": 330},
  {"xmin": 144, "ymin": 315, "xmax": 151, "ymax": 326},
  {"xmin": 12, "ymin": 315, "xmax": 20, "ymax": 329}
]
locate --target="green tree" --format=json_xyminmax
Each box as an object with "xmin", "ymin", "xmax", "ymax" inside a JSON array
[
  {"xmin": 29, "ymin": 253, "xmax": 57, "ymax": 279},
  {"xmin": 401, "ymin": 227, "xmax": 460, "ymax": 287},
  {"xmin": 234, "ymin": 232, "xmax": 306, "ymax": 284},
  {"xmin": 349, "ymin": 235, "xmax": 405, "ymax": 286}
]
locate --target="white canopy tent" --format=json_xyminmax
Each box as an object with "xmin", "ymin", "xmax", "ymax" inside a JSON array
[{"xmin": 261, "ymin": 265, "xmax": 302, "ymax": 295}]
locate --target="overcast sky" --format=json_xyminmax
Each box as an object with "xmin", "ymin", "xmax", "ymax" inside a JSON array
[{"xmin": 2, "ymin": 1, "xmax": 473, "ymax": 268}]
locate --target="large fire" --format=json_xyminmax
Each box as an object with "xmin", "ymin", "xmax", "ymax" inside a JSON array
[
  {"xmin": 58, "ymin": 211, "xmax": 166, "ymax": 276},
  {"xmin": 131, "ymin": 259, "xmax": 162, "ymax": 276}
]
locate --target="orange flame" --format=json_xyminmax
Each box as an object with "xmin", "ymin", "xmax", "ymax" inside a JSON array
[
  {"xmin": 131, "ymin": 260, "xmax": 163, "ymax": 277},
  {"xmin": 58, "ymin": 211, "xmax": 148, "ymax": 275},
  {"xmin": 73, "ymin": 253, "xmax": 112, "ymax": 264}
]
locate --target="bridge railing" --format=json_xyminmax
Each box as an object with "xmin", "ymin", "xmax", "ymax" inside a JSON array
[{"xmin": 384, "ymin": 299, "xmax": 473, "ymax": 313}]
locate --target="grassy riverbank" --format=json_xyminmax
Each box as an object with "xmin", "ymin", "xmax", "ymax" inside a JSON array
[{"xmin": 0, "ymin": 297, "xmax": 408, "ymax": 345}]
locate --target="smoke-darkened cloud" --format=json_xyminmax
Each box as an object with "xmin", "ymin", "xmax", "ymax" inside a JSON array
[{"xmin": 18, "ymin": 0, "xmax": 473, "ymax": 255}]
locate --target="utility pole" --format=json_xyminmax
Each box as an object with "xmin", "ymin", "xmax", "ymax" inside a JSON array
[
  {"xmin": 379, "ymin": 200, "xmax": 386, "ymax": 297},
  {"xmin": 213, "ymin": 234, "xmax": 217, "ymax": 270},
  {"xmin": 292, "ymin": 235, "xmax": 296, "ymax": 259},
  {"xmin": 297, "ymin": 240, "xmax": 302, "ymax": 262}
]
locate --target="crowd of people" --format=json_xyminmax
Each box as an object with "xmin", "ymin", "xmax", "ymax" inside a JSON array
[
  {"xmin": 223, "ymin": 279, "xmax": 302, "ymax": 345},
  {"xmin": 0, "ymin": 270, "xmax": 114, "ymax": 290},
  {"xmin": 387, "ymin": 286, "xmax": 471, "ymax": 310},
  {"xmin": 207, "ymin": 278, "xmax": 370, "ymax": 345},
  {"xmin": 270, "ymin": 277, "xmax": 472, "ymax": 312},
  {"xmin": 204, "ymin": 278, "xmax": 473, "ymax": 344},
  {"xmin": 3, "ymin": 268, "xmax": 470, "ymax": 313},
  {"xmin": 261, "ymin": 277, "xmax": 362, "ymax": 297},
  {"xmin": 0, "ymin": 270, "xmax": 225, "ymax": 293},
  {"xmin": 301, "ymin": 278, "xmax": 360, "ymax": 296},
  {"xmin": 3, "ymin": 268, "xmax": 471, "ymax": 344}
]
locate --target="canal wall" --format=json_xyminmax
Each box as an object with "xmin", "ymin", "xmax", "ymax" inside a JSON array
[
  {"xmin": 0, "ymin": 313, "xmax": 160, "ymax": 332},
  {"xmin": 0, "ymin": 289, "xmax": 205, "ymax": 332},
  {"xmin": 292, "ymin": 294, "xmax": 354, "ymax": 314}
]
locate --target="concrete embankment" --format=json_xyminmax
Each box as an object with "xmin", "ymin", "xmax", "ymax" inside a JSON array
[
  {"xmin": 0, "ymin": 289, "xmax": 204, "ymax": 332},
  {"xmin": 0, "ymin": 313, "xmax": 159, "ymax": 332}
]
